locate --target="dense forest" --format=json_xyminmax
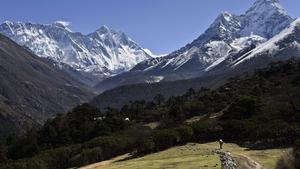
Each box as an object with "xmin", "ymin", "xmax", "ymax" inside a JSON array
[{"xmin": 0, "ymin": 59, "xmax": 299, "ymax": 169}]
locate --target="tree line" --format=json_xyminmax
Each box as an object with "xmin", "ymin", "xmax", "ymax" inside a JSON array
[{"xmin": 0, "ymin": 59, "xmax": 300, "ymax": 169}]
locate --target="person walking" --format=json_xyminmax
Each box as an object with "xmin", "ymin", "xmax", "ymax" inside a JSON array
[{"xmin": 219, "ymin": 139, "xmax": 224, "ymax": 149}]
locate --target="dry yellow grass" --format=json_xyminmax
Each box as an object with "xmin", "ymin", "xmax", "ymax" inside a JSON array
[
  {"xmin": 81, "ymin": 142, "xmax": 289, "ymax": 169},
  {"xmin": 89, "ymin": 143, "xmax": 221, "ymax": 169}
]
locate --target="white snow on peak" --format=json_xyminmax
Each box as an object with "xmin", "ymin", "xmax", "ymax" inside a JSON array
[
  {"xmin": 143, "ymin": 48, "xmax": 168, "ymax": 58},
  {"xmin": 53, "ymin": 21, "xmax": 72, "ymax": 32},
  {"xmin": 205, "ymin": 34, "xmax": 267, "ymax": 71},
  {"xmin": 205, "ymin": 41, "xmax": 232, "ymax": 61},
  {"xmin": 249, "ymin": 0, "xmax": 287, "ymax": 15},
  {"xmin": 233, "ymin": 18, "xmax": 300, "ymax": 67},
  {"xmin": 230, "ymin": 34, "xmax": 266, "ymax": 51},
  {"xmin": 240, "ymin": 0, "xmax": 292, "ymax": 38},
  {"xmin": 173, "ymin": 47, "xmax": 199, "ymax": 70},
  {"xmin": 0, "ymin": 21, "xmax": 152, "ymax": 78},
  {"xmin": 54, "ymin": 21, "xmax": 70, "ymax": 27},
  {"xmin": 221, "ymin": 11, "xmax": 235, "ymax": 22}
]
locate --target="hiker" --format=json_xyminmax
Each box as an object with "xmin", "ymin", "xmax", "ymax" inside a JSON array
[{"xmin": 219, "ymin": 139, "xmax": 224, "ymax": 149}]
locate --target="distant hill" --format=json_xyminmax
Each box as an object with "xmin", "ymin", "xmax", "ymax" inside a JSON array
[
  {"xmin": 91, "ymin": 74, "xmax": 229, "ymax": 110},
  {"xmin": 0, "ymin": 34, "xmax": 93, "ymax": 139}
]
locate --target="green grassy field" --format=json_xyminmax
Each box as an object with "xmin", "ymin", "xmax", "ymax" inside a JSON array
[
  {"xmin": 95, "ymin": 143, "xmax": 221, "ymax": 169},
  {"xmin": 85, "ymin": 142, "xmax": 289, "ymax": 169}
]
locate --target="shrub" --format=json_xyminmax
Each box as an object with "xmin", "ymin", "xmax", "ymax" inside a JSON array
[
  {"xmin": 275, "ymin": 150, "xmax": 295, "ymax": 169},
  {"xmin": 136, "ymin": 137, "xmax": 155, "ymax": 154},
  {"xmin": 222, "ymin": 95, "xmax": 261, "ymax": 120},
  {"xmin": 175, "ymin": 125, "xmax": 194, "ymax": 143},
  {"xmin": 294, "ymin": 139, "xmax": 300, "ymax": 168},
  {"xmin": 153, "ymin": 129, "xmax": 180, "ymax": 151}
]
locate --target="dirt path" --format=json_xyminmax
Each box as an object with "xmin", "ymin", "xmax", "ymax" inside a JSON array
[
  {"xmin": 237, "ymin": 154, "xmax": 265, "ymax": 169},
  {"xmin": 214, "ymin": 149, "xmax": 237, "ymax": 169},
  {"xmin": 214, "ymin": 149, "xmax": 265, "ymax": 169},
  {"xmin": 78, "ymin": 153, "xmax": 131, "ymax": 169},
  {"xmin": 233, "ymin": 154, "xmax": 265, "ymax": 169}
]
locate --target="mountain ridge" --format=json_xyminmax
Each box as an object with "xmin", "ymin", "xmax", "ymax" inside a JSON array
[
  {"xmin": 95, "ymin": 0, "xmax": 295, "ymax": 92},
  {"xmin": 0, "ymin": 33, "xmax": 93, "ymax": 139},
  {"xmin": 0, "ymin": 21, "xmax": 153, "ymax": 86}
]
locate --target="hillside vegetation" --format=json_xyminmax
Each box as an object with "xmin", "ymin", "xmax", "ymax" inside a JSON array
[{"xmin": 0, "ymin": 59, "xmax": 299, "ymax": 169}]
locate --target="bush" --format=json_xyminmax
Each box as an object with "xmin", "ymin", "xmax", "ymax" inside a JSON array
[
  {"xmin": 175, "ymin": 125, "xmax": 194, "ymax": 143},
  {"xmin": 136, "ymin": 137, "xmax": 155, "ymax": 154},
  {"xmin": 69, "ymin": 147, "xmax": 103, "ymax": 167},
  {"xmin": 275, "ymin": 150, "xmax": 296, "ymax": 169},
  {"xmin": 191, "ymin": 117, "xmax": 221, "ymax": 141},
  {"xmin": 0, "ymin": 145, "xmax": 6, "ymax": 164},
  {"xmin": 294, "ymin": 139, "xmax": 300, "ymax": 168},
  {"xmin": 153, "ymin": 129, "xmax": 179, "ymax": 151},
  {"xmin": 222, "ymin": 95, "xmax": 261, "ymax": 120},
  {"xmin": 46, "ymin": 147, "xmax": 73, "ymax": 169}
]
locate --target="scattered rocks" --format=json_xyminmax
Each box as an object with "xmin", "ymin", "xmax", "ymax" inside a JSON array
[{"xmin": 213, "ymin": 149, "xmax": 237, "ymax": 169}]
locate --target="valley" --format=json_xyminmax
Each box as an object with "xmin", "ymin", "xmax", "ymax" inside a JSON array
[{"xmin": 0, "ymin": 0, "xmax": 300, "ymax": 168}]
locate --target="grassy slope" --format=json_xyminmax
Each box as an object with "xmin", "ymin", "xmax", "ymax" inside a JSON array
[
  {"xmin": 204, "ymin": 142, "xmax": 289, "ymax": 169},
  {"xmin": 85, "ymin": 142, "xmax": 289, "ymax": 169},
  {"xmin": 93, "ymin": 143, "xmax": 221, "ymax": 169}
]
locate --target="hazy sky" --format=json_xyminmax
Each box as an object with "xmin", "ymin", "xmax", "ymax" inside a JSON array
[{"xmin": 0, "ymin": 0, "xmax": 299, "ymax": 54}]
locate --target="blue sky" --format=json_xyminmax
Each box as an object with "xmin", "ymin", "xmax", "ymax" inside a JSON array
[{"xmin": 0, "ymin": 0, "xmax": 299, "ymax": 55}]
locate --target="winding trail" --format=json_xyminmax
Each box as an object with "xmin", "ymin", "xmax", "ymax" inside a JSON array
[
  {"xmin": 214, "ymin": 149, "xmax": 265, "ymax": 169},
  {"xmin": 234, "ymin": 154, "xmax": 265, "ymax": 169}
]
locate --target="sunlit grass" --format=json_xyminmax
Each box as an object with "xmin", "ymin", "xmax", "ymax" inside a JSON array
[{"xmin": 92, "ymin": 142, "xmax": 289, "ymax": 169}]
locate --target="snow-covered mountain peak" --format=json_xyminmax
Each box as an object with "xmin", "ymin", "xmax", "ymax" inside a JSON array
[
  {"xmin": 240, "ymin": 0, "xmax": 293, "ymax": 38},
  {"xmin": 248, "ymin": 0, "xmax": 286, "ymax": 15},
  {"xmin": 92, "ymin": 26, "xmax": 127, "ymax": 41},
  {"xmin": 245, "ymin": 0, "xmax": 288, "ymax": 18},
  {"xmin": 0, "ymin": 21, "xmax": 152, "ymax": 85},
  {"xmin": 211, "ymin": 12, "xmax": 242, "ymax": 39},
  {"xmin": 95, "ymin": 25, "xmax": 118, "ymax": 34},
  {"xmin": 53, "ymin": 21, "xmax": 72, "ymax": 32},
  {"xmin": 232, "ymin": 18, "xmax": 300, "ymax": 67},
  {"xmin": 211, "ymin": 11, "xmax": 240, "ymax": 28}
]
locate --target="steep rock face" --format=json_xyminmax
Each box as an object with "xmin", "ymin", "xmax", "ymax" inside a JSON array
[
  {"xmin": 95, "ymin": 0, "xmax": 293, "ymax": 92},
  {"xmin": 0, "ymin": 34, "xmax": 93, "ymax": 139},
  {"xmin": 0, "ymin": 22, "xmax": 152, "ymax": 86}
]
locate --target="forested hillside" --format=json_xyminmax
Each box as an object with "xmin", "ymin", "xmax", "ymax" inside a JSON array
[{"xmin": 0, "ymin": 59, "xmax": 299, "ymax": 169}]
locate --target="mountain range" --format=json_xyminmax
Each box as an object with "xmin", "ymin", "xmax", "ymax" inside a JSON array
[
  {"xmin": 95, "ymin": 0, "xmax": 298, "ymax": 92},
  {"xmin": 1, "ymin": 0, "xmax": 300, "ymax": 138},
  {"xmin": 0, "ymin": 22, "xmax": 153, "ymax": 86}
]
